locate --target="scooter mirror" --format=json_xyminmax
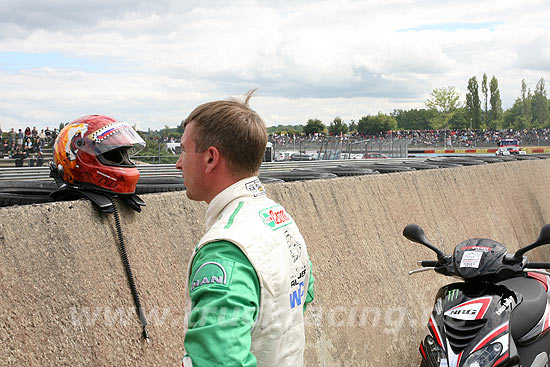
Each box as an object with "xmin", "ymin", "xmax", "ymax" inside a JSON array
[
  {"xmin": 536, "ymin": 224, "xmax": 550, "ymax": 245},
  {"xmin": 514, "ymin": 224, "xmax": 550, "ymax": 260},
  {"xmin": 403, "ymin": 224, "xmax": 447, "ymax": 261},
  {"xmin": 403, "ymin": 224, "xmax": 428, "ymax": 244}
]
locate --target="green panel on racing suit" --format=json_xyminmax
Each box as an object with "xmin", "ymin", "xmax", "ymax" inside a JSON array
[
  {"xmin": 305, "ymin": 259, "xmax": 314, "ymax": 312},
  {"xmin": 184, "ymin": 240, "xmax": 314, "ymax": 366}
]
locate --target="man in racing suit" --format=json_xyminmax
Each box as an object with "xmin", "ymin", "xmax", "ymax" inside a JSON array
[{"xmin": 176, "ymin": 89, "xmax": 314, "ymax": 367}]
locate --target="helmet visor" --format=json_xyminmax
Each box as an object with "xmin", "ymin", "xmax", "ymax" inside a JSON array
[{"xmin": 81, "ymin": 122, "xmax": 146, "ymax": 156}]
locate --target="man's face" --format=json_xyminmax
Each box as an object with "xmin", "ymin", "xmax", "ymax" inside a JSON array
[{"xmin": 176, "ymin": 121, "xmax": 207, "ymax": 201}]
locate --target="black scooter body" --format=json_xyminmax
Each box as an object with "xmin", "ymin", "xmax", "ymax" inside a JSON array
[
  {"xmin": 421, "ymin": 276, "xmax": 550, "ymax": 366},
  {"xmin": 404, "ymin": 225, "xmax": 550, "ymax": 367}
]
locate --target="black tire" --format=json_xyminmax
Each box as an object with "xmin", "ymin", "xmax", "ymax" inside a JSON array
[
  {"xmin": 0, "ymin": 180, "xmax": 58, "ymax": 192},
  {"xmin": 494, "ymin": 155, "xmax": 517, "ymax": 161},
  {"xmin": 137, "ymin": 176, "xmax": 184, "ymax": 185},
  {"xmin": 0, "ymin": 177, "xmax": 187, "ymax": 206},
  {"xmin": 258, "ymin": 177, "xmax": 285, "ymax": 184},
  {"xmin": 512, "ymin": 155, "xmax": 540, "ymax": 160},
  {"xmin": 260, "ymin": 170, "xmax": 337, "ymax": 182},
  {"xmin": 401, "ymin": 162, "xmax": 441, "ymax": 170},
  {"xmin": 532, "ymin": 154, "xmax": 550, "ymax": 159},
  {"xmin": 358, "ymin": 164, "xmax": 416, "ymax": 173},
  {"xmin": 439, "ymin": 158, "xmax": 488, "ymax": 166},
  {"xmin": 425, "ymin": 159, "xmax": 464, "ymax": 167},
  {"xmin": 315, "ymin": 165, "xmax": 380, "ymax": 176},
  {"xmin": 472, "ymin": 156, "xmax": 509, "ymax": 163},
  {"xmin": 135, "ymin": 176, "xmax": 186, "ymax": 194},
  {"xmin": 0, "ymin": 192, "xmax": 55, "ymax": 207}
]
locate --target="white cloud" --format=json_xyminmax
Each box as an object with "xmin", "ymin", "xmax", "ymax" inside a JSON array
[{"xmin": 0, "ymin": 0, "xmax": 549, "ymax": 129}]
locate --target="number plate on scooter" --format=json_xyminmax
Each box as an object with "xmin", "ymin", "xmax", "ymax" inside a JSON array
[{"xmin": 460, "ymin": 251, "xmax": 483, "ymax": 268}]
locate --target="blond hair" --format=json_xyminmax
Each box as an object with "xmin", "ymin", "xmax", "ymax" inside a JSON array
[{"xmin": 185, "ymin": 89, "xmax": 267, "ymax": 176}]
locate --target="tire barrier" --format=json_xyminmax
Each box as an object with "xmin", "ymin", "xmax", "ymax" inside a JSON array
[
  {"xmin": 260, "ymin": 169, "xmax": 338, "ymax": 182},
  {"xmin": 134, "ymin": 176, "xmax": 186, "ymax": 194},
  {"xmin": 257, "ymin": 176, "xmax": 285, "ymax": 184},
  {"xmin": 367, "ymin": 164, "xmax": 417, "ymax": 173},
  {"xmin": 0, "ymin": 177, "xmax": 186, "ymax": 207},
  {"xmin": 314, "ymin": 165, "xmax": 381, "ymax": 177},
  {"xmin": 3, "ymin": 155, "xmax": 550, "ymax": 207},
  {"xmin": 0, "ymin": 181, "xmax": 57, "ymax": 206},
  {"xmin": 513, "ymin": 155, "xmax": 541, "ymax": 161},
  {"xmin": 470, "ymin": 156, "xmax": 510, "ymax": 163},
  {"xmin": 437, "ymin": 158, "xmax": 488, "ymax": 166},
  {"xmin": 424, "ymin": 159, "xmax": 464, "ymax": 168},
  {"xmin": 400, "ymin": 162, "xmax": 442, "ymax": 170}
]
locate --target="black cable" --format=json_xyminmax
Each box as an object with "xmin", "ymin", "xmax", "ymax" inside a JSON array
[{"xmin": 108, "ymin": 194, "xmax": 150, "ymax": 343}]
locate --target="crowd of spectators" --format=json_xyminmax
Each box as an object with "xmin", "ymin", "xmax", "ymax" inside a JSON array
[
  {"xmin": 0, "ymin": 125, "xmax": 58, "ymax": 166},
  {"xmin": 269, "ymin": 128, "xmax": 550, "ymax": 148},
  {"xmin": 372, "ymin": 129, "xmax": 550, "ymax": 148}
]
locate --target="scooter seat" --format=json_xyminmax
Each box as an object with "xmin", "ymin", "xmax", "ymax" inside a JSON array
[{"xmin": 498, "ymin": 276, "xmax": 547, "ymax": 340}]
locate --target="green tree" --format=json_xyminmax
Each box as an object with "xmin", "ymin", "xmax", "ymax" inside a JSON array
[
  {"xmin": 520, "ymin": 79, "xmax": 532, "ymax": 125},
  {"xmin": 392, "ymin": 109, "xmax": 436, "ymax": 130},
  {"xmin": 357, "ymin": 113, "xmax": 397, "ymax": 134},
  {"xmin": 303, "ymin": 119, "xmax": 326, "ymax": 135},
  {"xmin": 425, "ymin": 86, "xmax": 462, "ymax": 130},
  {"xmin": 328, "ymin": 116, "xmax": 348, "ymax": 135},
  {"xmin": 532, "ymin": 77, "xmax": 549, "ymax": 127},
  {"xmin": 503, "ymin": 98, "xmax": 525, "ymax": 130},
  {"xmin": 348, "ymin": 119, "xmax": 357, "ymax": 133},
  {"xmin": 448, "ymin": 107, "xmax": 470, "ymax": 129},
  {"xmin": 489, "ymin": 76, "xmax": 503, "ymax": 128},
  {"xmin": 162, "ymin": 124, "xmax": 171, "ymax": 137},
  {"xmin": 482, "ymin": 73, "xmax": 488, "ymax": 128},
  {"xmin": 286, "ymin": 129, "xmax": 301, "ymax": 136},
  {"xmin": 176, "ymin": 120, "xmax": 185, "ymax": 133},
  {"xmin": 466, "ymin": 76, "xmax": 482, "ymax": 129},
  {"xmin": 267, "ymin": 124, "xmax": 304, "ymax": 134}
]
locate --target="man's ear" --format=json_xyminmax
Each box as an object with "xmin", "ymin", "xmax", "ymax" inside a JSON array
[{"xmin": 204, "ymin": 146, "xmax": 220, "ymax": 174}]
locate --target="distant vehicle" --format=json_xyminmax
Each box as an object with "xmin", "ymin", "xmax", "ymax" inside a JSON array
[
  {"xmin": 290, "ymin": 152, "xmax": 316, "ymax": 161},
  {"xmin": 274, "ymin": 151, "xmax": 295, "ymax": 161},
  {"xmin": 496, "ymin": 139, "xmax": 526, "ymax": 156},
  {"xmin": 274, "ymin": 152, "xmax": 285, "ymax": 161},
  {"xmin": 362, "ymin": 152, "xmax": 389, "ymax": 159},
  {"xmin": 340, "ymin": 153, "xmax": 364, "ymax": 160},
  {"xmin": 263, "ymin": 142, "xmax": 274, "ymax": 162}
]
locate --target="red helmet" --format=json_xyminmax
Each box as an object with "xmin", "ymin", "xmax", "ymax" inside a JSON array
[{"xmin": 53, "ymin": 115, "xmax": 145, "ymax": 194}]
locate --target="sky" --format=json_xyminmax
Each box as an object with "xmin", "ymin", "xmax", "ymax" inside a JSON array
[{"xmin": 0, "ymin": 0, "xmax": 549, "ymax": 131}]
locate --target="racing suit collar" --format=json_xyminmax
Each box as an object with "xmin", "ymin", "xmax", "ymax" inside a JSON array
[{"xmin": 205, "ymin": 176, "xmax": 264, "ymax": 231}]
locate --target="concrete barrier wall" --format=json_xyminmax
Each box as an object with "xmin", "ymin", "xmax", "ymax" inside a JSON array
[{"xmin": 2, "ymin": 160, "xmax": 550, "ymax": 366}]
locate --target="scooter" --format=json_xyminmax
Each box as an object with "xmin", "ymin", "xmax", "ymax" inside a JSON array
[{"xmin": 404, "ymin": 224, "xmax": 550, "ymax": 367}]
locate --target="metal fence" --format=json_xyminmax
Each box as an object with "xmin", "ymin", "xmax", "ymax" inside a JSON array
[{"xmin": 272, "ymin": 138, "xmax": 411, "ymax": 160}]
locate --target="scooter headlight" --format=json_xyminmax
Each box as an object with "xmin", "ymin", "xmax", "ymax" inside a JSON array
[
  {"xmin": 425, "ymin": 335, "xmax": 448, "ymax": 367},
  {"xmin": 463, "ymin": 343, "xmax": 503, "ymax": 367}
]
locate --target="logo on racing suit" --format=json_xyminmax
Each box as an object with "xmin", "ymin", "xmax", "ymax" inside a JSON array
[
  {"xmin": 285, "ymin": 230, "xmax": 302, "ymax": 262},
  {"xmin": 190, "ymin": 260, "xmax": 234, "ymax": 293},
  {"xmin": 259, "ymin": 205, "xmax": 293, "ymax": 230},
  {"xmin": 289, "ymin": 265, "xmax": 307, "ymax": 309},
  {"xmin": 245, "ymin": 179, "xmax": 266, "ymax": 197}
]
